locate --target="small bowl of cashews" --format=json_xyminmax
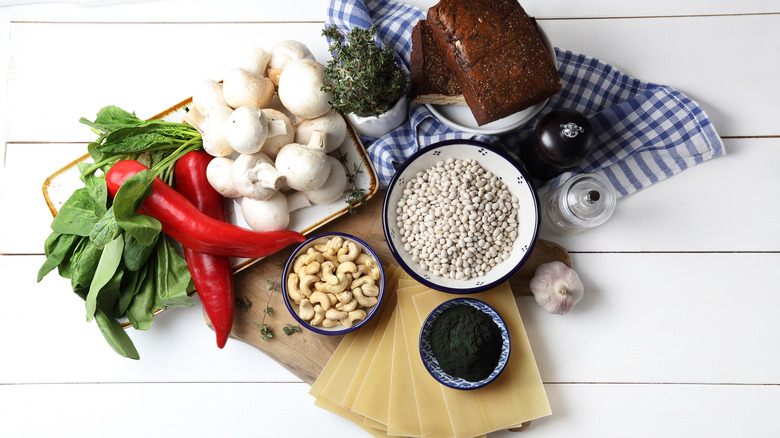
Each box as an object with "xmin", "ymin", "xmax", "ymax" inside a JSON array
[
  {"xmin": 383, "ymin": 139, "xmax": 541, "ymax": 294},
  {"xmin": 282, "ymin": 232, "xmax": 385, "ymax": 335}
]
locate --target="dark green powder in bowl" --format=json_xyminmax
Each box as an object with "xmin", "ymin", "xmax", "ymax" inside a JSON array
[{"xmin": 429, "ymin": 304, "xmax": 503, "ymax": 382}]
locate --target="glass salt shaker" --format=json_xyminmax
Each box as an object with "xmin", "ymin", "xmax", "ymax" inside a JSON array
[{"xmin": 541, "ymin": 173, "xmax": 617, "ymax": 235}]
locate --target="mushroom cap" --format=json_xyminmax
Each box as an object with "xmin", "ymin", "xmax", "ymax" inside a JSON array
[
  {"xmin": 278, "ymin": 59, "xmax": 333, "ymax": 120},
  {"xmin": 274, "ymin": 136, "xmax": 330, "ymax": 192},
  {"xmin": 231, "ymin": 152, "xmax": 285, "ymax": 201},
  {"xmin": 202, "ymin": 105, "xmax": 235, "ymax": 157},
  {"xmin": 239, "ymin": 191, "xmax": 290, "ymax": 232},
  {"xmin": 222, "ymin": 68, "xmax": 274, "ymax": 109},
  {"xmin": 206, "ymin": 157, "xmax": 242, "ymax": 198},
  {"xmin": 244, "ymin": 47, "xmax": 271, "ymax": 77},
  {"xmin": 192, "ymin": 79, "xmax": 227, "ymax": 114},
  {"xmin": 268, "ymin": 40, "xmax": 315, "ymax": 70},
  {"xmin": 260, "ymin": 108, "xmax": 295, "ymax": 159},
  {"xmin": 303, "ymin": 155, "xmax": 348, "ymax": 204},
  {"xmin": 225, "ymin": 105, "xmax": 268, "ymax": 155},
  {"xmin": 294, "ymin": 109, "xmax": 348, "ymax": 154}
]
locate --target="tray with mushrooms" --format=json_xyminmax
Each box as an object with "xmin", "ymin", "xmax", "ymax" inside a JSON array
[
  {"xmin": 42, "ymin": 40, "xmax": 379, "ymax": 273},
  {"xmin": 282, "ymin": 233, "xmax": 386, "ymax": 335}
]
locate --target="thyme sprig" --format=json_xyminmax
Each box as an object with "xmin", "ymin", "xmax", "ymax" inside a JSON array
[
  {"xmin": 339, "ymin": 154, "xmax": 367, "ymax": 215},
  {"xmin": 321, "ymin": 25, "xmax": 408, "ymax": 117}
]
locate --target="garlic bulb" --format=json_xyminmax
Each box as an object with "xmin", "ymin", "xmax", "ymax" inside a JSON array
[{"xmin": 529, "ymin": 261, "xmax": 584, "ymax": 315}]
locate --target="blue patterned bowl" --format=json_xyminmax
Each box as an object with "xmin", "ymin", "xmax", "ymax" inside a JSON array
[
  {"xmin": 419, "ymin": 298, "xmax": 511, "ymax": 390},
  {"xmin": 382, "ymin": 140, "xmax": 540, "ymax": 294}
]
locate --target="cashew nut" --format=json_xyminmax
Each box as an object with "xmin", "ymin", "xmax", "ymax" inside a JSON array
[
  {"xmin": 322, "ymin": 318, "xmax": 340, "ymax": 328},
  {"xmin": 321, "ymin": 262, "xmax": 339, "ymax": 286},
  {"xmin": 311, "ymin": 304, "xmax": 325, "ymax": 326},
  {"xmin": 336, "ymin": 297, "xmax": 359, "ymax": 312},
  {"xmin": 301, "ymin": 261, "xmax": 321, "ymax": 275},
  {"xmin": 355, "ymin": 253, "xmax": 373, "ymax": 266},
  {"xmin": 351, "ymin": 275, "xmax": 375, "ymax": 290},
  {"xmin": 338, "ymin": 242, "xmax": 360, "ymax": 263},
  {"xmin": 360, "ymin": 283, "xmax": 380, "ymax": 298},
  {"xmin": 300, "ymin": 274, "xmax": 318, "ymax": 297},
  {"xmin": 354, "ymin": 264, "xmax": 372, "ymax": 278},
  {"xmin": 304, "ymin": 248, "xmax": 324, "ymax": 264},
  {"xmin": 353, "ymin": 286, "xmax": 378, "ymax": 307},
  {"xmin": 299, "ymin": 299, "xmax": 315, "ymax": 321},
  {"xmin": 293, "ymin": 254, "xmax": 307, "ymax": 274},
  {"xmin": 336, "ymin": 290, "xmax": 353, "ymax": 304},
  {"xmin": 325, "ymin": 273, "xmax": 351, "ymax": 294},
  {"xmin": 341, "ymin": 309, "xmax": 367, "ymax": 328},
  {"xmin": 287, "ymin": 272, "xmax": 305, "ymax": 304},
  {"xmin": 309, "ymin": 291, "xmax": 332, "ymax": 311},
  {"xmin": 326, "ymin": 308, "xmax": 348, "ymax": 321},
  {"xmin": 336, "ymin": 261, "xmax": 358, "ymax": 276}
]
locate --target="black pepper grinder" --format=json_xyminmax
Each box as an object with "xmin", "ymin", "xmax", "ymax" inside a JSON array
[{"xmin": 519, "ymin": 109, "xmax": 596, "ymax": 181}]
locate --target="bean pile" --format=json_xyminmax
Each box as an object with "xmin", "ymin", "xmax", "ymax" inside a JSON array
[{"xmin": 395, "ymin": 158, "xmax": 520, "ymax": 280}]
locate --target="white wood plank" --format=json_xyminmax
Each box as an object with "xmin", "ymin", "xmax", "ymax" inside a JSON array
[
  {"xmin": 516, "ymin": 252, "xmax": 780, "ymax": 385},
  {"xmin": 5, "ymin": 252, "xmax": 779, "ymax": 385},
  {"xmin": 5, "ymin": 15, "xmax": 779, "ymax": 143},
  {"xmin": 4, "ymin": 0, "xmax": 775, "ymax": 21},
  {"xmin": 4, "ymin": 137, "xmax": 776, "ymax": 255},
  {"xmin": 0, "ymin": 254, "xmax": 302, "ymax": 384},
  {"xmin": 537, "ymin": 14, "xmax": 780, "ymax": 137},
  {"xmin": 539, "ymin": 137, "xmax": 780, "ymax": 252},
  {"xmin": 5, "ymin": 21, "xmax": 333, "ymax": 144},
  {"xmin": 1, "ymin": 382, "xmax": 777, "ymax": 438}
]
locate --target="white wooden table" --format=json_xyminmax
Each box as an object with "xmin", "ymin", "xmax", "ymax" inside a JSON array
[{"xmin": 1, "ymin": 1, "xmax": 778, "ymax": 437}]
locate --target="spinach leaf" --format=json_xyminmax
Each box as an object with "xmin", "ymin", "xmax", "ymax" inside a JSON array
[
  {"xmin": 94, "ymin": 308, "xmax": 139, "ymax": 360},
  {"xmin": 50, "ymin": 188, "xmax": 100, "ymax": 236},
  {"xmin": 80, "ymin": 106, "xmax": 146, "ymax": 134},
  {"xmin": 85, "ymin": 236, "xmax": 124, "ymax": 321},
  {"xmin": 154, "ymin": 238, "xmax": 195, "ymax": 308},
  {"xmin": 89, "ymin": 206, "xmax": 121, "ymax": 249},
  {"xmin": 116, "ymin": 265, "xmax": 146, "ymax": 317},
  {"xmin": 126, "ymin": 266, "xmax": 156, "ymax": 330},
  {"xmin": 122, "ymin": 232, "xmax": 158, "ymax": 272},
  {"xmin": 98, "ymin": 126, "xmax": 179, "ymax": 154},
  {"xmin": 112, "ymin": 169, "xmax": 161, "ymax": 246},
  {"xmin": 37, "ymin": 232, "xmax": 82, "ymax": 282},
  {"xmin": 70, "ymin": 242, "xmax": 103, "ymax": 291}
]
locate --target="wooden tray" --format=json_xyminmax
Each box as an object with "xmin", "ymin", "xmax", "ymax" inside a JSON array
[{"xmin": 223, "ymin": 191, "xmax": 570, "ymax": 385}]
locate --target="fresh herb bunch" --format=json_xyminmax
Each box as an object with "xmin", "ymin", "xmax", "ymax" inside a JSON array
[
  {"xmin": 321, "ymin": 25, "xmax": 408, "ymax": 117},
  {"xmin": 37, "ymin": 105, "xmax": 203, "ymax": 359}
]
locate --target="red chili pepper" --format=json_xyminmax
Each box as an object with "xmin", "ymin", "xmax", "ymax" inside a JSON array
[
  {"xmin": 173, "ymin": 150, "xmax": 234, "ymax": 349},
  {"xmin": 105, "ymin": 159, "xmax": 305, "ymax": 258}
]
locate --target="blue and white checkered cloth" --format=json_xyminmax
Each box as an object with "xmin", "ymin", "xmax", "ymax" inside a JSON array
[{"xmin": 326, "ymin": 0, "xmax": 725, "ymax": 197}]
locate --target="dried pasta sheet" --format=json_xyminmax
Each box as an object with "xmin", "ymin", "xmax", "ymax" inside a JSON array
[{"xmin": 412, "ymin": 282, "xmax": 551, "ymax": 437}]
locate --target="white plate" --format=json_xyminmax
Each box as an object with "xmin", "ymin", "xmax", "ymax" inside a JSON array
[
  {"xmin": 426, "ymin": 25, "xmax": 557, "ymax": 135},
  {"xmin": 42, "ymin": 97, "xmax": 379, "ymax": 273}
]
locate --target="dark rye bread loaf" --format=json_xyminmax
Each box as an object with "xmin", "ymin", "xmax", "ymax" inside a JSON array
[
  {"xmin": 410, "ymin": 19, "xmax": 466, "ymax": 106},
  {"xmin": 426, "ymin": 0, "xmax": 562, "ymax": 125}
]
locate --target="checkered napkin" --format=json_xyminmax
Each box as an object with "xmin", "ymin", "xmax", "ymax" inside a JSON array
[{"xmin": 326, "ymin": 0, "xmax": 726, "ymax": 197}]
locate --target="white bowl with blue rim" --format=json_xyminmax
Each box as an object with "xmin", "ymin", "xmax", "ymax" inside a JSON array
[
  {"xmin": 419, "ymin": 297, "xmax": 511, "ymax": 390},
  {"xmin": 281, "ymin": 232, "xmax": 385, "ymax": 335},
  {"xmin": 382, "ymin": 140, "xmax": 540, "ymax": 294}
]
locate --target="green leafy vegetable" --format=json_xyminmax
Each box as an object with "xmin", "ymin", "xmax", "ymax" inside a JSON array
[
  {"xmin": 38, "ymin": 105, "xmax": 203, "ymax": 359},
  {"xmin": 283, "ymin": 324, "xmax": 302, "ymax": 336}
]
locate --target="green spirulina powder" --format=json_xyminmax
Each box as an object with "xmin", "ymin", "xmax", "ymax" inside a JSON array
[{"xmin": 430, "ymin": 304, "xmax": 503, "ymax": 382}]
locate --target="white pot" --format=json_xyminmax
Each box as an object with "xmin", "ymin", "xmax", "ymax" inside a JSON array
[{"xmin": 346, "ymin": 95, "xmax": 408, "ymax": 138}]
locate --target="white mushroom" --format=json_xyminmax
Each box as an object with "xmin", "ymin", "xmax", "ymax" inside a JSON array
[
  {"xmin": 231, "ymin": 152, "xmax": 285, "ymax": 200},
  {"xmin": 239, "ymin": 191, "xmax": 290, "ymax": 232},
  {"xmin": 225, "ymin": 105, "xmax": 267, "ymax": 155},
  {"xmin": 244, "ymin": 47, "xmax": 271, "ymax": 77},
  {"xmin": 260, "ymin": 109, "xmax": 295, "ymax": 159},
  {"xmin": 294, "ymin": 110, "xmax": 348, "ymax": 154},
  {"xmin": 301, "ymin": 155, "xmax": 347, "ymax": 204},
  {"xmin": 274, "ymin": 131, "xmax": 331, "ymax": 191},
  {"xmin": 206, "ymin": 156, "xmax": 242, "ymax": 198},
  {"xmin": 221, "ymin": 67, "xmax": 274, "ymax": 109},
  {"xmin": 278, "ymin": 59, "xmax": 333, "ymax": 120},
  {"xmin": 267, "ymin": 40, "xmax": 315, "ymax": 85},
  {"xmin": 183, "ymin": 106, "xmax": 207, "ymax": 134},
  {"xmin": 202, "ymin": 105, "xmax": 235, "ymax": 157},
  {"xmin": 192, "ymin": 79, "xmax": 228, "ymax": 114}
]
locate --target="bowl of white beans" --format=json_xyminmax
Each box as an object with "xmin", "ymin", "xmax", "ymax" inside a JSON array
[{"xmin": 382, "ymin": 140, "xmax": 540, "ymax": 293}]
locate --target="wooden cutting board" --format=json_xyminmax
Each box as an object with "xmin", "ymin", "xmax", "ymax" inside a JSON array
[{"xmin": 222, "ymin": 191, "xmax": 570, "ymax": 385}]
